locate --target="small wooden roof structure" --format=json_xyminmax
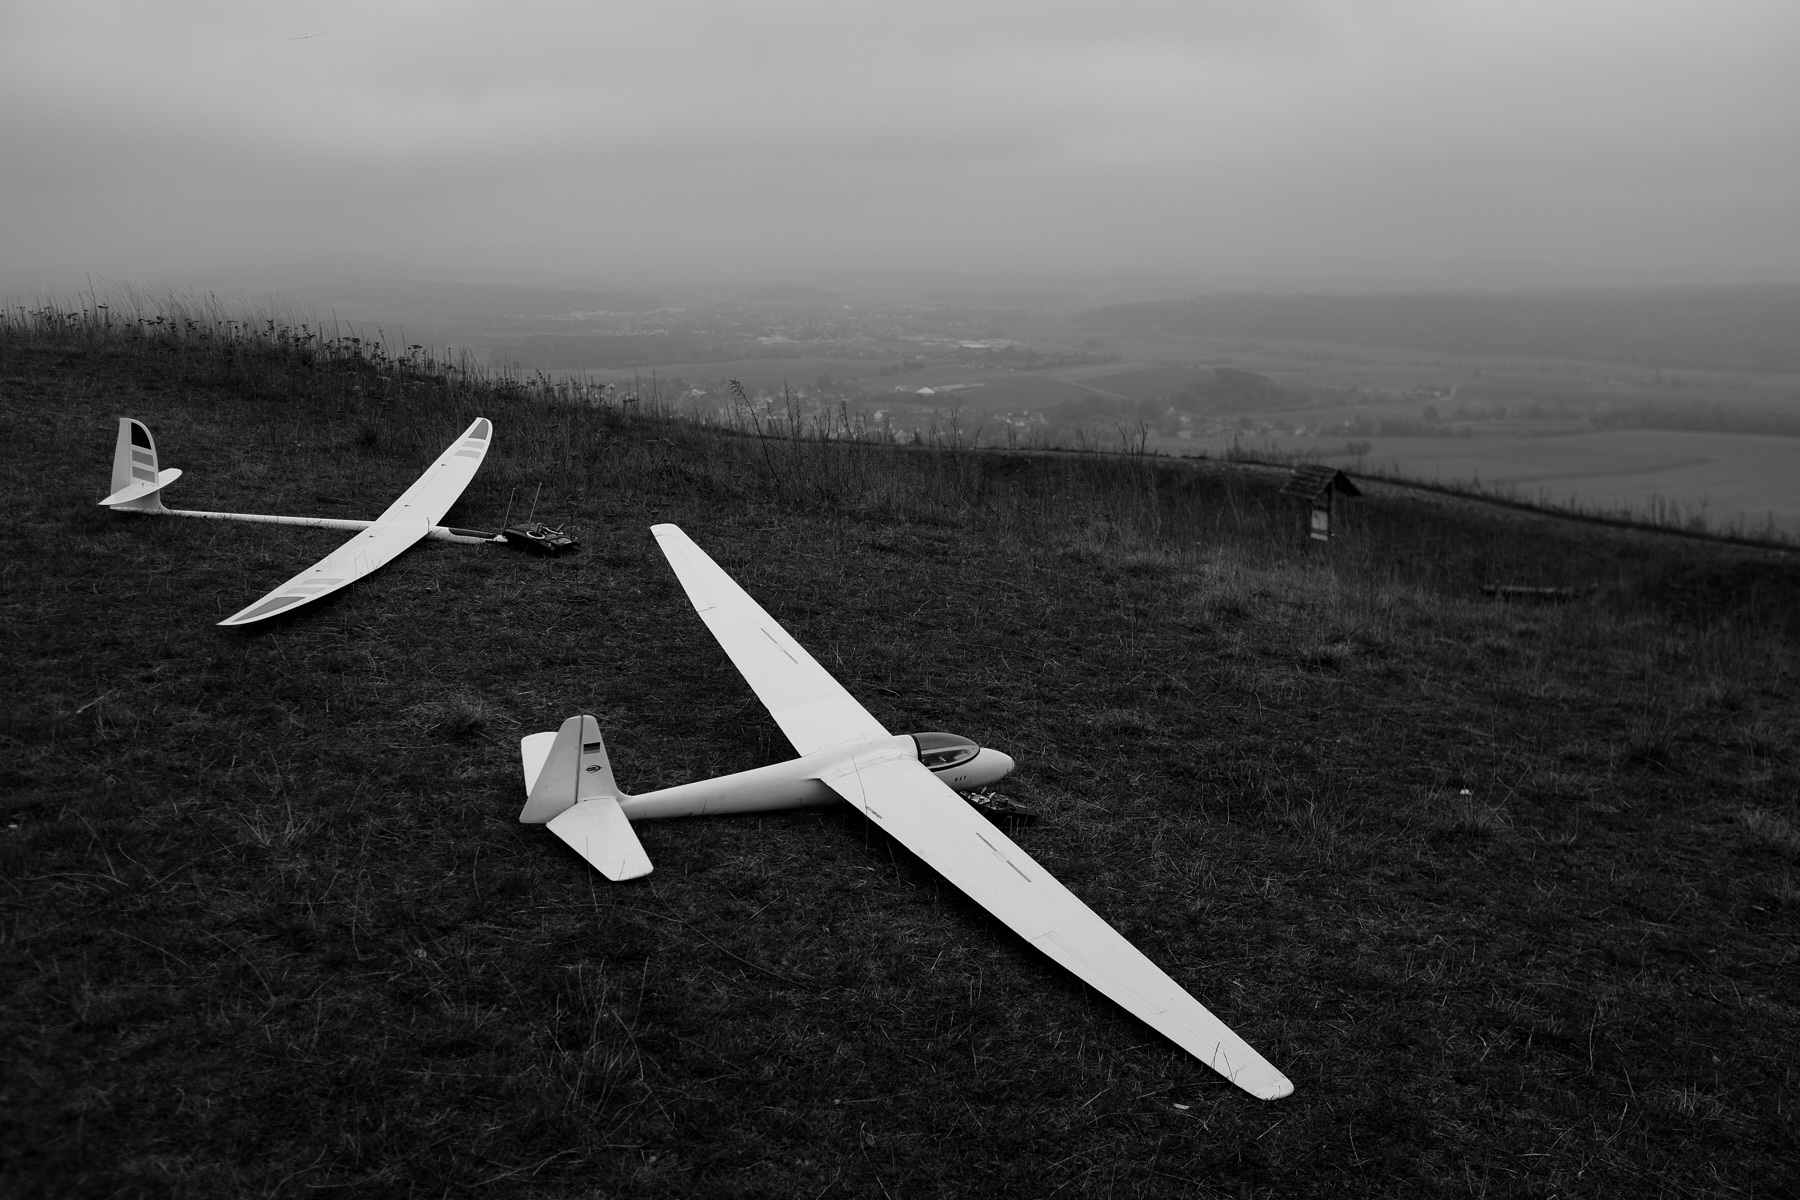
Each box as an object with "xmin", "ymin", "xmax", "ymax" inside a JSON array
[{"xmin": 1279, "ymin": 465, "xmax": 1361, "ymax": 503}]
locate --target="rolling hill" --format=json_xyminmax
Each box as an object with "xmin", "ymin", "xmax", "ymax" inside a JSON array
[{"xmin": 3, "ymin": 302, "xmax": 1796, "ymax": 1198}]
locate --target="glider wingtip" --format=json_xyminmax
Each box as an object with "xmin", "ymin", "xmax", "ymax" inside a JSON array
[
  {"xmin": 218, "ymin": 598, "xmax": 301, "ymax": 627},
  {"xmin": 1258, "ymin": 1076, "xmax": 1296, "ymax": 1101},
  {"xmin": 1201, "ymin": 1042, "xmax": 1293, "ymax": 1101},
  {"xmin": 1229, "ymin": 1062, "xmax": 1294, "ymax": 1101}
]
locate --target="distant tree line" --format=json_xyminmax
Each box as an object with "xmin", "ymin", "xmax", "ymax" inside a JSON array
[{"xmin": 1168, "ymin": 367, "xmax": 1293, "ymax": 414}]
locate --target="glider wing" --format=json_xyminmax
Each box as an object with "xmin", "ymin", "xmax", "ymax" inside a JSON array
[
  {"xmin": 368, "ymin": 417, "xmax": 494, "ymax": 527},
  {"xmin": 819, "ymin": 750, "xmax": 1295, "ymax": 1101},
  {"xmin": 651, "ymin": 524, "xmax": 889, "ymax": 755},
  {"xmin": 217, "ymin": 520, "xmax": 440, "ymax": 626},
  {"xmin": 218, "ymin": 417, "xmax": 492, "ymax": 627}
]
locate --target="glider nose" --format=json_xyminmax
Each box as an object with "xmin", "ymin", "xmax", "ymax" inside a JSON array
[{"xmin": 973, "ymin": 747, "xmax": 1015, "ymax": 785}]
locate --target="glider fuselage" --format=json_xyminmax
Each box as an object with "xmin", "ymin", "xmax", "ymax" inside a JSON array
[
  {"xmin": 146, "ymin": 508, "xmax": 496, "ymax": 544},
  {"xmin": 616, "ymin": 735, "xmax": 1015, "ymax": 820}
]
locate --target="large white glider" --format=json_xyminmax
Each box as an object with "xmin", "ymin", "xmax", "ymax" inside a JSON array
[
  {"xmin": 99, "ymin": 416, "xmax": 495, "ymax": 626},
  {"xmin": 518, "ymin": 523, "xmax": 1294, "ymax": 1101}
]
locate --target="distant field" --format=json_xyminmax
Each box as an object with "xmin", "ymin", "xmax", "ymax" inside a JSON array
[
  {"xmin": 1455, "ymin": 377, "xmax": 1661, "ymax": 406},
  {"xmin": 1162, "ymin": 428, "xmax": 1800, "ymax": 537},
  {"xmin": 575, "ymin": 357, "xmax": 885, "ymax": 389},
  {"xmin": 1089, "ymin": 332, "xmax": 1800, "ymax": 404},
  {"xmin": 864, "ymin": 366, "xmax": 1124, "ymax": 410},
  {"xmin": 1075, "ymin": 365, "xmax": 1214, "ymax": 400},
  {"xmin": 932, "ymin": 372, "xmax": 1114, "ymax": 409},
  {"xmin": 1075, "ymin": 285, "xmax": 1800, "ymax": 371}
]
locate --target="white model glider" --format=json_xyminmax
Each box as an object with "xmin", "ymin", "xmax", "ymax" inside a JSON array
[
  {"xmin": 518, "ymin": 523, "xmax": 1294, "ymax": 1101},
  {"xmin": 99, "ymin": 416, "xmax": 495, "ymax": 626}
]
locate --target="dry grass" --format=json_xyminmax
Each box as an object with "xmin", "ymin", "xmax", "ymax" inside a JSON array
[
  {"xmin": 1735, "ymin": 805, "xmax": 1800, "ymax": 855},
  {"xmin": 3, "ymin": 300, "xmax": 1799, "ymax": 1197}
]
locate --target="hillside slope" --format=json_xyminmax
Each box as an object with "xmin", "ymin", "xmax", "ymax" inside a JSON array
[{"xmin": 2, "ymin": 309, "xmax": 1797, "ymax": 1198}]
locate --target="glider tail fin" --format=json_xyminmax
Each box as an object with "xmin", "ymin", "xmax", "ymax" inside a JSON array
[
  {"xmin": 519, "ymin": 715, "xmax": 650, "ymax": 881},
  {"xmin": 100, "ymin": 417, "xmax": 182, "ymax": 511},
  {"xmin": 520, "ymin": 714, "xmax": 618, "ymax": 821}
]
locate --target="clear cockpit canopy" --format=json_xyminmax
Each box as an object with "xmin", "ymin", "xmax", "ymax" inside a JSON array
[{"xmin": 911, "ymin": 732, "xmax": 980, "ymax": 771}]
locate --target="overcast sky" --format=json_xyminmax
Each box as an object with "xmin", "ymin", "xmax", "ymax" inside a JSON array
[{"xmin": 4, "ymin": 0, "xmax": 1797, "ymax": 293}]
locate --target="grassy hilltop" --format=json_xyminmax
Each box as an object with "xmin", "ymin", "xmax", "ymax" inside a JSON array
[{"xmin": 2, "ymin": 302, "xmax": 1797, "ymax": 1198}]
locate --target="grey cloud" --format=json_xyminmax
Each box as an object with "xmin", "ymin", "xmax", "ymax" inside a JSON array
[{"xmin": 3, "ymin": 0, "xmax": 1797, "ymax": 286}]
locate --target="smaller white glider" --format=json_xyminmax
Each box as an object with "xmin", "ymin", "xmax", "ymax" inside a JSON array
[
  {"xmin": 99, "ymin": 416, "xmax": 495, "ymax": 626},
  {"xmin": 518, "ymin": 524, "xmax": 1294, "ymax": 1101}
]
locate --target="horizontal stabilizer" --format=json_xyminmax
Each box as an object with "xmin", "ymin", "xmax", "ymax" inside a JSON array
[
  {"xmin": 100, "ymin": 468, "xmax": 182, "ymax": 510},
  {"xmin": 548, "ymin": 794, "xmax": 653, "ymax": 880}
]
